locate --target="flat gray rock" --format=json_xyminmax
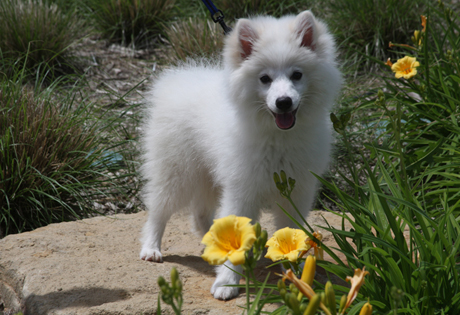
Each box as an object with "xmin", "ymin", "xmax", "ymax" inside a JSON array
[{"xmin": 0, "ymin": 211, "xmax": 349, "ymax": 314}]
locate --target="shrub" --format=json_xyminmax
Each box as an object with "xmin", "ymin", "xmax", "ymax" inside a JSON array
[
  {"xmin": 87, "ymin": 0, "xmax": 175, "ymax": 47},
  {"xmin": 0, "ymin": 0, "xmax": 86, "ymax": 76},
  {"xmin": 0, "ymin": 69, "xmax": 139, "ymax": 237}
]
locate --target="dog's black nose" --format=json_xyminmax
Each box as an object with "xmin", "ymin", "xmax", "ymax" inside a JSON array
[{"xmin": 275, "ymin": 97, "xmax": 292, "ymax": 111}]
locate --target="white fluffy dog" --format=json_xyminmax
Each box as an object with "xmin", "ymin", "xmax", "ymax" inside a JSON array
[{"xmin": 140, "ymin": 10, "xmax": 342, "ymax": 300}]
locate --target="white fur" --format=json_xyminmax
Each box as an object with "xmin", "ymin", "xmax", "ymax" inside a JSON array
[{"xmin": 140, "ymin": 11, "xmax": 342, "ymax": 300}]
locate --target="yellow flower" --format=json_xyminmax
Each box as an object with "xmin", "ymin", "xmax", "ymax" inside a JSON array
[
  {"xmin": 343, "ymin": 267, "xmax": 369, "ymax": 312},
  {"xmin": 359, "ymin": 302, "xmax": 373, "ymax": 315},
  {"xmin": 201, "ymin": 215, "xmax": 256, "ymax": 266},
  {"xmin": 391, "ymin": 56, "xmax": 420, "ymax": 79},
  {"xmin": 265, "ymin": 227, "xmax": 311, "ymax": 263}
]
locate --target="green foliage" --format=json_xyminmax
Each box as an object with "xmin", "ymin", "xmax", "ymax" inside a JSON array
[
  {"xmin": 311, "ymin": 4, "xmax": 460, "ymax": 314},
  {"xmin": 0, "ymin": 0, "xmax": 86, "ymax": 76},
  {"xmin": 86, "ymin": 0, "xmax": 175, "ymax": 47},
  {"xmin": 320, "ymin": 0, "xmax": 426, "ymax": 71},
  {"xmin": 315, "ymin": 156, "xmax": 460, "ymax": 314},
  {"xmin": 0, "ymin": 66, "xmax": 139, "ymax": 237},
  {"xmin": 359, "ymin": 2, "xmax": 460, "ymax": 217}
]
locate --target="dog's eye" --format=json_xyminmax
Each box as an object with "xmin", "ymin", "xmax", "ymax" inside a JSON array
[
  {"xmin": 291, "ymin": 71, "xmax": 303, "ymax": 81},
  {"xmin": 260, "ymin": 75, "xmax": 272, "ymax": 84}
]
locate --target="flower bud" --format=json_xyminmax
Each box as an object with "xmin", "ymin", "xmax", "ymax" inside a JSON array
[
  {"xmin": 273, "ymin": 172, "xmax": 281, "ymax": 184},
  {"xmin": 280, "ymin": 288, "xmax": 287, "ymax": 299},
  {"xmin": 319, "ymin": 292, "xmax": 326, "ymax": 305},
  {"xmin": 288, "ymin": 293, "xmax": 300, "ymax": 313},
  {"xmin": 276, "ymin": 182, "xmax": 285, "ymax": 192},
  {"xmin": 338, "ymin": 294, "xmax": 347, "ymax": 314},
  {"xmin": 301, "ymin": 255, "xmax": 316, "ymax": 286},
  {"xmin": 175, "ymin": 280, "xmax": 182, "ymax": 293},
  {"xmin": 260, "ymin": 230, "xmax": 268, "ymax": 247},
  {"xmin": 358, "ymin": 302, "xmax": 373, "ymax": 315},
  {"xmin": 325, "ymin": 281, "xmax": 336, "ymax": 315},
  {"xmin": 157, "ymin": 276, "xmax": 166, "ymax": 287},
  {"xmin": 170, "ymin": 268, "xmax": 178, "ymax": 286},
  {"xmin": 254, "ymin": 222, "xmax": 261, "ymax": 237},
  {"xmin": 290, "ymin": 283, "xmax": 299, "ymax": 296},
  {"xmin": 303, "ymin": 294, "xmax": 321, "ymax": 315},
  {"xmin": 299, "ymin": 302, "xmax": 307, "ymax": 314},
  {"xmin": 278, "ymin": 279, "xmax": 286, "ymax": 291},
  {"xmin": 280, "ymin": 170, "xmax": 287, "ymax": 183}
]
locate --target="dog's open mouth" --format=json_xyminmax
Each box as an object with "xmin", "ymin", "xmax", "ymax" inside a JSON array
[{"xmin": 273, "ymin": 109, "xmax": 297, "ymax": 130}]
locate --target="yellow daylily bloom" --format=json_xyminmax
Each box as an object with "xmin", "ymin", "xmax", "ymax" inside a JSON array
[
  {"xmin": 391, "ymin": 56, "xmax": 420, "ymax": 79},
  {"xmin": 343, "ymin": 267, "xmax": 370, "ymax": 312},
  {"xmin": 201, "ymin": 215, "xmax": 256, "ymax": 265},
  {"xmin": 359, "ymin": 302, "xmax": 373, "ymax": 315},
  {"xmin": 265, "ymin": 227, "xmax": 311, "ymax": 263}
]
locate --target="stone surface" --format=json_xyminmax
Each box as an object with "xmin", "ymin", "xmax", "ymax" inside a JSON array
[{"xmin": 0, "ymin": 210, "xmax": 351, "ymax": 315}]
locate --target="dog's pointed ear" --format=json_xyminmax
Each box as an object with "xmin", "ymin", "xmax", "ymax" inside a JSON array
[
  {"xmin": 237, "ymin": 19, "xmax": 258, "ymax": 60},
  {"xmin": 295, "ymin": 11, "xmax": 317, "ymax": 50}
]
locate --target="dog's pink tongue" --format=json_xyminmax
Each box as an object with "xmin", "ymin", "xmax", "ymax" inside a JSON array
[{"xmin": 275, "ymin": 112, "xmax": 295, "ymax": 129}]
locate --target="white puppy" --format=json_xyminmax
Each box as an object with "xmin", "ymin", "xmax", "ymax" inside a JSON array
[{"xmin": 140, "ymin": 10, "xmax": 342, "ymax": 300}]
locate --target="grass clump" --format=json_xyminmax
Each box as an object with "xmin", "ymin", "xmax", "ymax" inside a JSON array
[
  {"xmin": 0, "ymin": 0, "xmax": 86, "ymax": 77},
  {"xmin": 0, "ymin": 69, "xmax": 139, "ymax": 237},
  {"xmin": 87, "ymin": 0, "xmax": 175, "ymax": 47},
  {"xmin": 166, "ymin": 17, "xmax": 224, "ymax": 60},
  {"xmin": 214, "ymin": 0, "xmax": 301, "ymax": 20}
]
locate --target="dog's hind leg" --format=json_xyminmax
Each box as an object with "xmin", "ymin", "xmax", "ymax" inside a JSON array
[
  {"xmin": 140, "ymin": 178, "xmax": 193, "ymax": 262},
  {"xmin": 140, "ymin": 193, "xmax": 176, "ymax": 262},
  {"xmin": 190, "ymin": 174, "xmax": 219, "ymax": 237}
]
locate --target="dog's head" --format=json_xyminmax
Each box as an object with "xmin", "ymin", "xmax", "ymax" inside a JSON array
[{"xmin": 224, "ymin": 11, "xmax": 341, "ymax": 131}]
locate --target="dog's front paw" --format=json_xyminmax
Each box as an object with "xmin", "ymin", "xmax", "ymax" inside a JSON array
[
  {"xmin": 210, "ymin": 281, "xmax": 240, "ymax": 300},
  {"xmin": 140, "ymin": 247, "xmax": 163, "ymax": 262}
]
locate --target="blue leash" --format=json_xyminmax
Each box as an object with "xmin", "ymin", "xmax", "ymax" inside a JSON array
[{"xmin": 200, "ymin": 0, "xmax": 232, "ymax": 35}]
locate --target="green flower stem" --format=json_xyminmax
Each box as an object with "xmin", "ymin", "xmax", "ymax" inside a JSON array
[{"xmin": 245, "ymin": 265, "xmax": 250, "ymax": 311}]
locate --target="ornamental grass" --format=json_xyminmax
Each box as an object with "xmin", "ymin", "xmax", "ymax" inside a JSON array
[
  {"xmin": 0, "ymin": 0, "xmax": 86, "ymax": 77},
  {"xmin": 86, "ymin": 0, "xmax": 175, "ymax": 47},
  {"xmin": 0, "ymin": 66, "xmax": 139, "ymax": 237}
]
